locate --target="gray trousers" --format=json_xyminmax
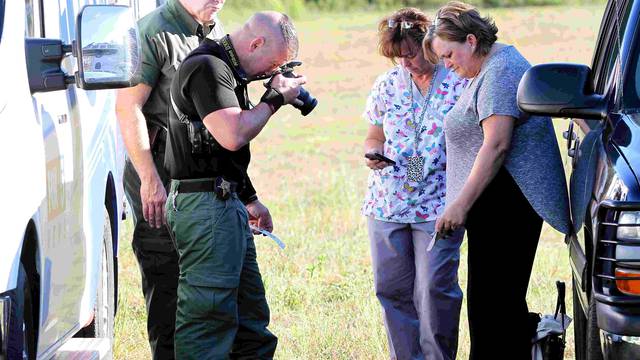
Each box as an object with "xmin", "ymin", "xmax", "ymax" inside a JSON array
[{"xmin": 368, "ymin": 218, "xmax": 463, "ymax": 360}]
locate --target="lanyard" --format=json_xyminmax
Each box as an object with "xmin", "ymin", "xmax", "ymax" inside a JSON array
[{"xmin": 409, "ymin": 64, "xmax": 439, "ymax": 154}]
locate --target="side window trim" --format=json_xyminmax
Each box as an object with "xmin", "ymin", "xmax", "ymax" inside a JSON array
[
  {"xmin": 37, "ymin": 0, "xmax": 44, "ymax": 37},
  {"xmin": 592, "ymin": 0, "xmax": 631, "ymax": 95},
  {"xmin": 25, "ymin": 0, "xmax": 44, "ymax": 38}
]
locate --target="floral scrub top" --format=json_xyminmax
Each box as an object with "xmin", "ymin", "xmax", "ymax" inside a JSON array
[{"xmin": 362, "ymin": 65, "xmax": 466, "ymax": 223}]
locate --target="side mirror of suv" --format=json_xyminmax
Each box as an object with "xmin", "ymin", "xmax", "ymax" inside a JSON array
[
  {"xmin": 517, "ymin": 63, "xmax": 606, "ymax": 120},
  {"xmin": 75, "ymin": 5, "xmax": 140, "ymax": 90}
]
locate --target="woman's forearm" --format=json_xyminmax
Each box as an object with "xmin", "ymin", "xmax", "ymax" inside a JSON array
[
  {"xmin": 364, "ymin": 138, "xmax": 384, "ymax": 153},
  {"xmin": 454, "ymin": 140, "xmax": 509, "ymax": 212},
  {"xmin": 364, "ymin": 124, "xmax": 386, "ymax": 153}
]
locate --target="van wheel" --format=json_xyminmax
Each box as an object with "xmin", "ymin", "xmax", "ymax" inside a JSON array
[
  {"xmin": 573, "ymin": 277, "xmax": 587, "ymax": 360},
  {"xmin": 7, "ymin": 263, "xmax": 37, "ymax": 360},
  {"xmin": 76, "ymin": 208, "xmax": 115, "ymax": 341},
  {"xmin": 586, "ymin": 293, "xmax": 604, "ymax": 360}
]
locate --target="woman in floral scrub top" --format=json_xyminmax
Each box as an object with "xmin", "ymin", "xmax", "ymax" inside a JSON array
[{"xmin": 362, "ymin": 8, "xmax": 466, "ymax": 360}]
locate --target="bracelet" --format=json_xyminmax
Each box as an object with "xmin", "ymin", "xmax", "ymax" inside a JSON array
[{"xmin": 260, "ymin": 88, "xmax": 284, "ymax": 114}]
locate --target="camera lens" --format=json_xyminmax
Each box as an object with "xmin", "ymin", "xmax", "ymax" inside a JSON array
[{"xmin": 296, "ymin": 87, "xmax": 318, "ymax": 116}]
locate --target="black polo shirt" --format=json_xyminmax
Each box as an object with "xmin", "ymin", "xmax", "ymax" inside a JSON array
[{"xmin": 166, "ymin": 39, "xmax": 257, "ymax": 203}]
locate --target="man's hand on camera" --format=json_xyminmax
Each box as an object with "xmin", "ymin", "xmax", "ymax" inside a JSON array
[{"xmin": 270, "ymin": 73, "xmax": 307, "ymax": 105}]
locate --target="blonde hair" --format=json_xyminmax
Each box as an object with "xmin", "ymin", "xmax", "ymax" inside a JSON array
[{"xmin": 424, "ymin": 1, "xmax": 498, "ymax": 60}]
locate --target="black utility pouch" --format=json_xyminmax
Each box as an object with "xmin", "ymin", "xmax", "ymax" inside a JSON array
[
  {"xmin": 187, "ymin": 121, "xmax": 217, "ymax": 154},
  {"xmin": 530, "ymin": 281, "xmax": 567, "ymax": 360}
]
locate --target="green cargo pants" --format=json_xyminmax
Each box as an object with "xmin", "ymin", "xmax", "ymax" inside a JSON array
[{"xmin": 166, "ymin": 179, "xmax": 277, "ymax": 359}]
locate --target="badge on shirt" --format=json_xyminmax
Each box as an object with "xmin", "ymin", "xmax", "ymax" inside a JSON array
[{"xmin": 407, "ymin": 155, "xmax": 425, "ymax": 182}]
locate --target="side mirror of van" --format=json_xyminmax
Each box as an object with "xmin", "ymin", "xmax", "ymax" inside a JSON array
[
  {"xmin": 517, "ymin": 63, "xmax": 606, "ymax": 120},
  {"xmin": 75, "ymin": 5, "xmax": 140, "ymax": 90}
]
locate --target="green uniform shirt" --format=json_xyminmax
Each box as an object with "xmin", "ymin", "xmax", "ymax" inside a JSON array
[{"xmin": 137, "ymin": 0, "xmax": 225, "ymax": 129}]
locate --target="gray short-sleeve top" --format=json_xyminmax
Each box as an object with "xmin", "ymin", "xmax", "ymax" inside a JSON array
[{"xmin": 444, "ymin": 45, "xmax": 570, "ymax": 234}]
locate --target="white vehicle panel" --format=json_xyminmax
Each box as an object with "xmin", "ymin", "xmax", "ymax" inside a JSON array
[
  {"xmin": 1, "ymin": 0, "xmax": 152, "ymax": 358},
  {"xmin": 0, "ymin": 0, "xmax": 46, "ymax": 293}
]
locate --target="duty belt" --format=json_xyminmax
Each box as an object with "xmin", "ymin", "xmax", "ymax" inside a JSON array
[{"xmin": 176, "ymin": 177, "xmax": 237, "ymax": 200}]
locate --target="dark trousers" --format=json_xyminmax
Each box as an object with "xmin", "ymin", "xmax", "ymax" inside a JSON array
[
  {"xmin": 465, "ymin": 168, "xmax": 542, "ymax": 360},
  {"xmin": 166, "ymin": 180, "xmax": 277, "ymax": 359},
  {"xmin": 124, "ymin": 153, "xmax": 179, "ymax": 360}
]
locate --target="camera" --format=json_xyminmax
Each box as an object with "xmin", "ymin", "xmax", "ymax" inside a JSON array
[{"xmin": 278, "ymin": 61, "xmax": 318, "ymax": 116}]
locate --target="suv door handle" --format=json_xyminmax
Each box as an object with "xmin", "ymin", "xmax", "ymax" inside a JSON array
[
  {"xmin": 562, "ymin": 130, "xmax": 576, "ymax": 141},
  {"xmin": 563, "ymin": 121, "xmax": 576, "ymax": 151}
]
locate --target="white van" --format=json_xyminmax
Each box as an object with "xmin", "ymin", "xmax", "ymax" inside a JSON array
[{"xmin": 0, "ymin": 1, "xmax": 146, "ymax": 359}]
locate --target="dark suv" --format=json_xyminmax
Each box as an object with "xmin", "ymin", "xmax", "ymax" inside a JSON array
[{"xmin": 517, "ymin": 0, "xmax": 640, "ymax": 358}]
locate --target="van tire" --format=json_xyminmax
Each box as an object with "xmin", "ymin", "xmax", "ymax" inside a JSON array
[
  {"xmin": 6, "ymin": 263, "xmax": 37, "ymax": 360},
  {"xmin": 75, "ymin": 207, "xmax": 115, "ymax": 342}
]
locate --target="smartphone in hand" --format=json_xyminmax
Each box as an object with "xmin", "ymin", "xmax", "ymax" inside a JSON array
[{"xmin": 365, "ymin": 152, "xmax": 396, "ymax": 166}]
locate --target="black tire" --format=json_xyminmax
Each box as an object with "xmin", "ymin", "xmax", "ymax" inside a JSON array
[
  {"xmin": 76, "ymin": 207, "xmax": 115, "ymax": 342},
  {"xmin": 574, "ymin": 277, "xmax": 588, "ymax": 360},
  {"xmin": 6, "ymin": 263, "xmax": 37, "ymax": 360},
  {"xmin": 586, "ymin": 293, "xmax": 604, "ymax": 360}
]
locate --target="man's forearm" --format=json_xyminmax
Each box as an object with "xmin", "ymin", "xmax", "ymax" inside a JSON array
[
  {"xmin": 203, "ymin": 102, "xmax": 274, "ymax": 151},
  {"xmin": 237, "ymin": 102, "xmax": 275, "ymax": 144},
  {"xmin": 116, "ymin": 105, "xmax": 159, "ymax": 181}
]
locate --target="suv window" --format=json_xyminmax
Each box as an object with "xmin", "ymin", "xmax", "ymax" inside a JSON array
[
  {"xmin": 627, "ymin": 21, "xmax": 640, "ymax": 110},
  {"xmin": 592, "ymin": 0, "xmax": 631, "ymax": 94}
]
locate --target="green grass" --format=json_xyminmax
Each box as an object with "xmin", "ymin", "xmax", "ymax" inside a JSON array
[{"xmin": 115, "ymin": 4, "xmax": 606, "ymax": 359}]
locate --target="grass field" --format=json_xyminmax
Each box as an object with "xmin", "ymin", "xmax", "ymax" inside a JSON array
[{"xmin": 114, "ymin": 4, "xmax": 607, "ymax": 359}]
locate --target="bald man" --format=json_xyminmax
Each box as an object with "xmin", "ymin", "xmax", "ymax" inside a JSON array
[
  {"xmin": 115, "ymin": 1, "xmax": 225, "ymax": 358},
  {"xmin": 164, "ymin": 12, "xmax": 306, "ymax": 359}
]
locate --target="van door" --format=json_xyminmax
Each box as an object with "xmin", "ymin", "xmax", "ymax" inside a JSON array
[{"xmin": 27, "ymin": 0, "xmax": 87, "ymax": 351}]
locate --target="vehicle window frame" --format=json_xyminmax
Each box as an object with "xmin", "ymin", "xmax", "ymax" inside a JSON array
[
  {"xmin": 623, "ymin": 1, "xmax": 640, "ymax": 111},
  {"xmin": 0, "ymin": 0, "xmax": 5, "ymax": 42},
  {"xmin": 25, "ymin": 0, "xmax": 44, "ymax": 38},
  {"xmin": 592, "ymin": 0, "xmax": 630, "ymax": 95}
]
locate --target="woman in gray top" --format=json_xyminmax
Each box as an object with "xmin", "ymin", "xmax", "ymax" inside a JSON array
[{"xmin": 424, "ymin": 1, "xmax": 570, "ymax": 358}]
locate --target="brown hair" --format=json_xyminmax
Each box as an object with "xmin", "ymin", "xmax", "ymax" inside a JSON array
[
  {"xmin": 378, "ymin": 8, "xmax": 433, "ymax": 63},
  {"xmin": 424, "ymin": 1, "xmax": 498, "ymax": 59}
]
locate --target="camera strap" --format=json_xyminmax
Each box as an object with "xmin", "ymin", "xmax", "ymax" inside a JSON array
[
  {"xmin": 170, "ymin": 93, "xmax": 190, "ymax": 125},
  {"xmin": 219, "ymin": 36, "xmax": 249, "ymax": 83}
]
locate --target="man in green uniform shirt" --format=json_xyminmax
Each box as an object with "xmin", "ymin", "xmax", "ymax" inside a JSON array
[
  {"xmin": 165, "ymin": 11, "xmax": 307, "ymax": 359},
  {"xmin": 115, "ymin": 1, "xmax": 225, "ymax": 358}
]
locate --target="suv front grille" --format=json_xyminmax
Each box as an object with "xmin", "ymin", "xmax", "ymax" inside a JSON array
[{"xmin": 594, "ymin": 200, "xmax": 640, "ymax": 303}]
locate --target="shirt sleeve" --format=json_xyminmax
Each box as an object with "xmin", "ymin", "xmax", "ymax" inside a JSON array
[
  {"xmin": 363, "ymin": 75, "xmax": 388, "ymax": 127},
  {"xmin": 476, "ymin": 61, "xmax": 523, "ymax": 124},
  {"xmin": 238, "ymin": 175, "xmax": 258, "ymax": 204},
  {"xmin": 136, "ymin": 32, "xmax": 163, "ymax": 87},
  {"xmin": 185, "ymin": 57, "xmax": 240, "ymax": 119},
  {"xmin": 210, "ymin": 15, "xmax": 225, "ymax": 39}
]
